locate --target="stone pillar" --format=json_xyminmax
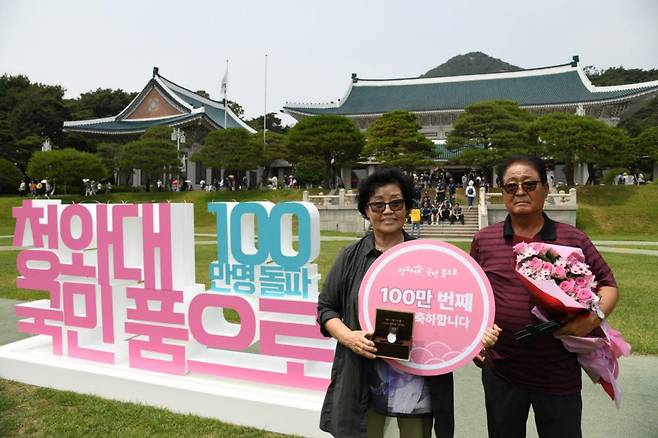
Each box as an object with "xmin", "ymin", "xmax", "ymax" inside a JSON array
[
  {"xmin": 341, "ymin": 166, "xmax": 352, "ymax": 189},
  {"xmin": 132, "ymin": 169, "xmax": 141, "ymax": 187},
  {"xmin": 187, "ymin": 159, "xmax": 197, "ymax": 186},
  {"xmin": 573, "ymin": 163, "xmax": 589, "ymax": 185},
  {"xmin": 206, "ymin": 167, "xmax": 212, "ymax": 185},
  {"xmin": 367, "ymin": 164, "xmax": 377, "ymax": 176},
  {"xmin": 338, "ymin": 188, "xmax": 345, "ymax": 205},
  {"xmin": 303, "ymin": 191, "xmax": 309, "ymax": 202}
]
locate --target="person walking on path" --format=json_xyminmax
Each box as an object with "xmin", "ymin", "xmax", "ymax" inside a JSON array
[
  {"xmin": 410, "ymin": 205, "xmax": 421, "ymax": 237},
  {"xmin": 466, "ymin": 180, "xmax": 477, "ymax": 209}
]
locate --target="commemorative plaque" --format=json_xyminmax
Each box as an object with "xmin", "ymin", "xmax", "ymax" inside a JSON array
[
  {"xmin": 359, "ymin": 240, "xmax": 495, "ymax": 376},
  {"xmin": 372, "ymin": 309, "xmax": 414, "ymax": 360}
]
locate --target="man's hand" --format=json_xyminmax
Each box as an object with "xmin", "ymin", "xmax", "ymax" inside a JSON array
[
  {"xmin": 473, "ymin": 324, "xmax": 502, "ymax": 368},
  {"xmin": 339, "ymin": 330, "xmax": 377, "ymax": 359},
  {"xmin": 554, "ymin": 312, "xmax": 601, "ymax": 337}
]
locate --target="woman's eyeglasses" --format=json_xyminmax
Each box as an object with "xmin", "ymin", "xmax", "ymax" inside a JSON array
[
  {"xmin": 501, "ymin": 180, "xmax": 542, "ymax": 194},
  {"xmin": 368, "ymin": 199, "xmax": 406, "ymax": 213}
]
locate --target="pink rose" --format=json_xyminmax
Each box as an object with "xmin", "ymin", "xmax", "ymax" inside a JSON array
[
  {"xmin": 529, "ymin": 257, "xmax": 543, "ymax": 271},
  {"xmin": 552, "ymin": 265, "xmax": 566, "ymax": 279},
  {"xmin": 532, "ymin": 243, "xmax": 547, "ymax": 254},
  {"xmin": 559, "ymin": 279, "xmax": 575, "ymax": 293},
  {"xmin": 575, "ymin": 287, "xmax": 594, "ymax": 302},
  {"xmin": 574, "ymin": 277, "xmax": 588, "ymax": 288},
  {"xmin": 513, "ymin": 242, "xmax": 529, "ymax": 253},
  {"xmin": 542, "ymin": 262, "xmax": 554, "ymax": 272}
]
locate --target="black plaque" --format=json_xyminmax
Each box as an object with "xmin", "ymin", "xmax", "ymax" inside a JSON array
[{"xmin": 372, "ymin": 309, "xmax": 414, "ymax": 360}]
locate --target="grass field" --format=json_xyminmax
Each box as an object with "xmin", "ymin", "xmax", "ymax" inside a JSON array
[
  {"xmin": 0, "ymin": 378, "xmax": 298, "ymax": 437},
  {"xmin": 1, "ymin": 187, "xmax": 656, "ymax": 436}
]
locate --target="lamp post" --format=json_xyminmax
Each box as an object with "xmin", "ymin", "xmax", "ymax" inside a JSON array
[{"xmin": 171, "ymin": 128, "xmax": 186, "ymax": 189}]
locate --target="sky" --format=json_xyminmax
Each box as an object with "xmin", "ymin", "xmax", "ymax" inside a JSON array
[{"xmin": 1, "ymin": 0, "xmax": 657, "ymax": 123}]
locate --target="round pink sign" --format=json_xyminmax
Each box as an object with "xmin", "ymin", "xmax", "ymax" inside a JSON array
[{"xmin": 358, "ymin": 240, "xmax": 495, "ymax": 376}]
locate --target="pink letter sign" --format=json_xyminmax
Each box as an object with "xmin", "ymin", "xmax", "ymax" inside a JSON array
[{"xmin": 358, "ymin": 240, "xmax": 494, "ymax": 376}]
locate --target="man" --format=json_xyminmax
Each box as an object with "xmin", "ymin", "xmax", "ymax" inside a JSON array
[
  {"xmin": 448, "ymin": 179, "xmax": 457, "ymax": 204},
  {"xmin": 436, "ymin": 180, "xmax": 446, "ymax": 203},
  {"xmin": 470, "ymin": 155, "xmax": 618, "ymax": 438},
  {"xmin": 449, "ymin": 203, "xmax": 464, "ymax": 225}
]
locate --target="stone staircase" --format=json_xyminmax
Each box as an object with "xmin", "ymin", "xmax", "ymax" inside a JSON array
[{"xmin": 404, "ymin": 207, "xmax": 479, "ymax": 239}]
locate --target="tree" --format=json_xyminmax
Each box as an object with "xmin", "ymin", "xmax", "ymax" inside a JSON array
[
  {"xmin": 119, "ymin": 138, "xmax": 180, "ymax": 189},
  {"xmin": 619, "ymin": 96, "xmax": 658, "ymax": 138},
  {"xmin": 251, "ymin": 131, "xmax": 290, "ymax": 179},
  {"xmin": 96, "ymin": 142, "xmax": 124, "ymax": 182},
  {"xmin": 66, "ymin": 88, "xmax": 138, "ymax": 120},
  {"xmin": 364, "ymin": 111, "xmax": 436, "ymax": 170},
  {"xmin": 0, "ymin": 158, "xmax": 24, "ymax": 194},
  {"xmin": 7, "ymin": 135, "xmax": 44, "ymax": 172},
  {"xmin": 286, "ymin": 115, "xmax": 364, "ymax": 187},
  {"xmin": 293, "ymin": 158, "xmax": 325, "ymax": 187},
  {"xmin": 633, "ymin": 127, "xmax": 658, "ymax": 175},
  {"xmin": 61, "ymin": 131, "xmax": 96, "ymax": 153},
  {"xmin": 191, "ymin": 128, "xmax": 262, "ymax": 183},
  {"xmin": 0, "ymin": 74, "xmax": 31, "ymax": 118},
  {"xmin": 530, "ymin": 113, "xmax": 631, "ymax": 185},
  {"xmin": 140, "ymin": 125, "xmax": 173, "ymax": 141},
  {"xmin": 7, "ymin": 83, "xmax": 69, "ymax": 141},
  {"xmin": 227, "ymin": 100, "xmax": 245, "ymax": 119},
  {"xmin": 446, "ymin": 100, "xmax": 536, "ymax": 167},
  {"xmin": 247, "ymin": 113, "xmax": 289, "ymax": 133},
  {"xmin": 27, "ymin": 149, "xmax": 106, "ymax": 194}
]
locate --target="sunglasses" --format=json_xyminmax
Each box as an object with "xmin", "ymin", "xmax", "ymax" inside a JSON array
[
  {"xmin": 501, "ymin": 180, "xmax": 542, "ymax": 194},
  {"xmin": 368, "ymin": 199, "xmax": 406, "ymax": 213}
]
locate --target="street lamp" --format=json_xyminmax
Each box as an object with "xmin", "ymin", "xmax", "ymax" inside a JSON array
[
  {"xmin": 171, "ymin": 127, "xmax": 187, "ymax": 188},
  {"xmin": 171, "ymin": 128, "xmax": 186, "ymax": 150}
]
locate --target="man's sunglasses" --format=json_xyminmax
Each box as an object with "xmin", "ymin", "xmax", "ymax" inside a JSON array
[
  {"xmin": 501, "ymin": 180, "xmax": 542, "ymax": 194},
  {"xmin": 368, "ymin": 199, "xmax": 406, "ymax": 213}
]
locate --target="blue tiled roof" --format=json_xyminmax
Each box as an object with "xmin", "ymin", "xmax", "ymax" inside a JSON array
[
  {"xmin": 285, "ymin": 64, "xmax": 658, "ymax": 116},
  {"xmin": 64, "ymin": 70, "xmax": 256, "ymax": 134}
]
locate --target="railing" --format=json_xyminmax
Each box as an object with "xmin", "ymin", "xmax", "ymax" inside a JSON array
[
  {"xmin": 483, "ymin": 188, "xmax": 577, "ymax": 206},
  {"xmin": 478, "ymin": 187, "xmax": 577, "ymax": 229},
  {"xmin": 303, "ymin": 189, "xmax": 357, "ymax": 207}
]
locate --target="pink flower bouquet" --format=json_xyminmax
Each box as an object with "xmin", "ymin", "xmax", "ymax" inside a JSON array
[
  {"xmin": 513, "ymin": 241, "xmax": 631, "ymax": 408},
  {"xmin": 513, "ymin": 241, "xmax": 603, "ymax": 318}
]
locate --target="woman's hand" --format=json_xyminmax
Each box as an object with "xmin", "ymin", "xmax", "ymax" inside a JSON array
[
  {"xmin": 340, "ymin": 330, "xmax": 377, "ymax": 359},
  {"xmin": 473, "ymin": 324, "xmax": 502, "ymax": 367}
]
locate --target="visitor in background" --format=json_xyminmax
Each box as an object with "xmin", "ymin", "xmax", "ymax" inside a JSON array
[
  {"xmin": 466, "ymin": 181, "xmax": 477, "ymax": 209},
  {"xmin": 410, "ymin": 204, "xmax": 421, "ymax": 238},
  {"xmin": 449, "ymin": 203, "xmax": 464, "ymax": 225},
  {"xmin": 448, "ymin": 179, "xmax": 457, "ymax": 204}
]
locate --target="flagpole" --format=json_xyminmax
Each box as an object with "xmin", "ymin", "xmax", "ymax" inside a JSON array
[
  {"xmin": 224, "ymin": 59, "xmax": 228, "ymax": 129},
  {"xmin": 263, "ymin": 53, "xmax": 268, "ymax": 145}
]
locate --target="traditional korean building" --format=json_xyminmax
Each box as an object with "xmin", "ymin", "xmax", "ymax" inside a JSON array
[
  {"xmin": 284, "ymin": 56, "xmax": 658, "ymax": 185},
  {"xmin": 63, "ymin": 67, "xmax": 256, "ymax": 187}
]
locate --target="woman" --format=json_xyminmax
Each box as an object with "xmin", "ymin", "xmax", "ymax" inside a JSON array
[{"xmin": 317, "ymin": 168, "xmax": 500, "ymax": 438}]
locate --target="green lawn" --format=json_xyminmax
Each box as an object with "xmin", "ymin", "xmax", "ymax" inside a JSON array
[
  {"xmin": 0, "ymin": 378, "xmax": 298, "ymax": 437},
  {"xmin": 3, "ymin": 238, "xmax": 654, "ymax": 355},
  {"xmin": 1, "ymin": 187, "xmax": 657, "ymax": 436}
]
